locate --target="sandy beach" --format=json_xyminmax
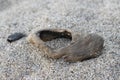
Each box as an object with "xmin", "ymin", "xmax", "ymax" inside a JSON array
[{"xmin": 0, "ymin": 0, "xmax": 119, "ymax": 80}]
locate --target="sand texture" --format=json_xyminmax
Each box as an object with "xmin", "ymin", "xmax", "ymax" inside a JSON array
[{"xmin": 0, "ymin": 0, "xmax": 120, "ymax": 80}]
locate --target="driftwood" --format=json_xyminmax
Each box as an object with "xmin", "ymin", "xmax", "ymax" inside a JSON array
[{"xmin": 27, "ymin": 29, "xmax": 104, "ymax": 62}]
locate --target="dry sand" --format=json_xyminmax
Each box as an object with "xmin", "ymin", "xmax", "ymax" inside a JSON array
[{"xmin": 0, "ymin": 0, "xmax": 120, "ymax": 80}]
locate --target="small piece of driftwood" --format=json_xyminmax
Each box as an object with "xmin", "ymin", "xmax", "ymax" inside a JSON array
[{"xmin": 27, "ymin": 29, "xmax": 104, "ymax": 62}]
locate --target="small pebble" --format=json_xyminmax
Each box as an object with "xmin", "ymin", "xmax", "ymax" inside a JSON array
[{"xmin": 7, "ymin": 33, "xmax": 26, "ymax": 43}]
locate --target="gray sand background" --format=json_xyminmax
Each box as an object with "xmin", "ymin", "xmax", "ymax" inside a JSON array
[{"xmin": 0, "ymin": 0, "xmax": 120, "ymax": 80}]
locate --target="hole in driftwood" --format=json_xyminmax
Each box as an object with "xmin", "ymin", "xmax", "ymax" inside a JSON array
[
  {"xmin": 36, "ymin": 30, "xmax": 72, "ymax": 49},
  {"xmin": 37, "ymin": 30, "xmax": 72, "ymax": 41}
]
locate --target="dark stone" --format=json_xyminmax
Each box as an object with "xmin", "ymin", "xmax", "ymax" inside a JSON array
[{"xmin": 7, "ymin": 33, "xmax": 26, "ymax": 43}]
